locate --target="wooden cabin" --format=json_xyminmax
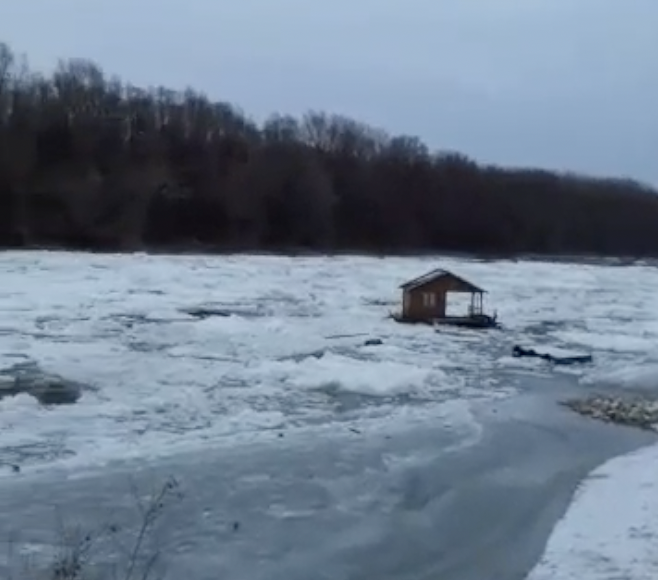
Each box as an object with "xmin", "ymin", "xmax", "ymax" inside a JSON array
[{"xmin": 395, "ymin": 268, "xmax": 496, "ymax": 328}]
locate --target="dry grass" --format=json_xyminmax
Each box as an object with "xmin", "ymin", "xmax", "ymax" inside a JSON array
[{"xmin": 6, "ymin": 476, "xmax": 183, "ymax": 580}]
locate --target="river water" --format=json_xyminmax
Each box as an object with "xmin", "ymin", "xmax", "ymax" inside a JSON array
[{"xmin": 1, "ymin": 375, "xmax": 654, "ymax": 580}]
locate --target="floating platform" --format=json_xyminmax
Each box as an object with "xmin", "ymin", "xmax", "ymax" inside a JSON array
[
  {"xmin": 390, "ymin": 312, "xmax": 499, "ymax": 330},
  {"xmin": 434, "ymin": 314, "xmax": 500, "ymax": 329}
]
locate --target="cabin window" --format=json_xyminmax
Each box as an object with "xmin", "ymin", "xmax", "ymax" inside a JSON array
[{"xmin": 422, "ymin": 292, "xmax": 436, "ymax": 308}]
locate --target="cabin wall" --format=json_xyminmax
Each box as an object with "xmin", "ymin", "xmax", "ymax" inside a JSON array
[{"xmin": 402, "ymin": 280, "xmax": 450, "ymax": 321}]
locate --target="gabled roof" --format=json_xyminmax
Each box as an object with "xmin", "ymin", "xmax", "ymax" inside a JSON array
[{"xmin": 400, "ymin": 268, "xmax": 485, "ymax": 293}]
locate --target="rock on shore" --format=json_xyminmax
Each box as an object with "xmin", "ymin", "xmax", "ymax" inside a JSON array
[{"xmin": 562, "ymin": 395, "xmax": 658, "ymax": 431}]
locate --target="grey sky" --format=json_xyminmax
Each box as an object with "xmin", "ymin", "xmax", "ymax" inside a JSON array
[{"xmin": 1, "ymin": 0, "xmax": 656, "ymax": 186}]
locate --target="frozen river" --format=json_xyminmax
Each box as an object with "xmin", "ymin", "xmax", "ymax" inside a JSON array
[{"xmin": 1, "ymin": 252, "xmax": 658, "ymax": 578}]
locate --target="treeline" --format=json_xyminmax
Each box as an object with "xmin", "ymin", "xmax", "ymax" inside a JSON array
[{"xmin": 0, "ymin": 41, "xmax": 657, "ymax": 257}]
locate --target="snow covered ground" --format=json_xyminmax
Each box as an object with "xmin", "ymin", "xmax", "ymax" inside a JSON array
[
  {"xmin": 1, "ymin": 250, "xmax": 658, "ymax": 578},
  {"xmin": 527, "ymin": 441, "xmax": 658, "ymax": 580}
]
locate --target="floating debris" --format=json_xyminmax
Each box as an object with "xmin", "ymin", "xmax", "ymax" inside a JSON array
[
  {"xmin": 325, "ymin": 333, "xmax": 369, "ymax": 340},
  {"xmin": 0, "ymin": 362, "xmax": 85, "ymax": 405},
  {"xmin": 181, "ymin": 307, "xmax": 231, "ymax": 319},
  {"xmin": 0, "ymin": 462, "xmax": 20, "ymax": 473},
  {"xmin": 513, "ymin": 345, "xmax": 593, "ymax": 365}
]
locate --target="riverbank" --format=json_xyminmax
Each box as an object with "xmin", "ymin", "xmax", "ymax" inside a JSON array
[
  {"xmin": 0, "ymin": 389, "xmax": 654, "ymax": 580},
  {"xmin": 562, "ymin": 394, "xmax": 658, "ymax": 431},
  {"xmin": 527, "ymin": 439, "xmax": 658, "ymax": 580},
  {"xmin": 1, "ymin": 245, "xmax": 653, "ymax": 268}
]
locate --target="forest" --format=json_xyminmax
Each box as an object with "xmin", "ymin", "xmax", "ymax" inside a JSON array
[{"xmin": 1, "ymin": 41, "xmax": 657, "ymax": 257}]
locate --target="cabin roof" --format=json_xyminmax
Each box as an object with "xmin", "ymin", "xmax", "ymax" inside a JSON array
[{"xmin": 399, "ymin": 268, "xmax": 485, "ymax": 293}]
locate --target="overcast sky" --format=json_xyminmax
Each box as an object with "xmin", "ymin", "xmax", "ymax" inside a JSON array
[{"xmin": 1, "ymin": 0, "xmax": 656, "ymax": 186}]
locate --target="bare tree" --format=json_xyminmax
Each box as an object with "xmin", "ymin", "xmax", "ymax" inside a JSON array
[{"xmin": 0, "ymin": 38, "xmax": 657, "ymax": 257}]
